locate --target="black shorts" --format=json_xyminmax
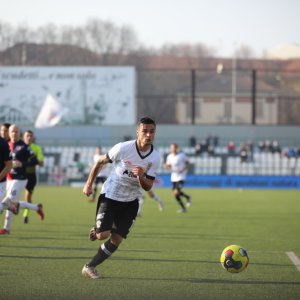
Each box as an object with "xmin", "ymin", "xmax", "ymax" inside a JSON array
[
  {"xmin": 172, "ymin": 181, "xmax": 185, "ymax": 190},
  {"xmin": 95, "ymin": 176, "xmax": 107, "ymax": 185},
  {"xmin": 95, "ymin": 194, "xmax": 139, "ymax": 239},
  {"xmin": 26, "ymin": 173, "xmax": 37, "ymax": 194}
]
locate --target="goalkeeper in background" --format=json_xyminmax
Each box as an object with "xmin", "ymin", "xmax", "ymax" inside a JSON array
[{"xmin": 22, "ymin": 130, "xmax": 44, "ymax": 223}]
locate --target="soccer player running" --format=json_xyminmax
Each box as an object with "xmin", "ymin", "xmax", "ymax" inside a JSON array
[
  {"xmin": 0, "ymin": 136, "xmax": 16, "ymax": 213},
  {"xmin": 137, "ymin": 189, "xmax": 164, "ymax": 217},
  {"xmin": 89, "ymin": 146, "xmax": 110, "ymax": 203},
  {"xmin": 0, "ymin": 124, "xmax": 44, "ymax": 235},
  {"xmin": 82, "ymin": 117, "xmax": 161, "ymax": 280},
  {"xmin": 0, "ymin": 123, "xmax": 18, "ymax": 213},
  {"xmin": 22, "ymin": 130, "xmax": 45, "ymax": 223},
  {"xmin": 164, "ymin": 143, "xmax": 191, "ymax": 213}
]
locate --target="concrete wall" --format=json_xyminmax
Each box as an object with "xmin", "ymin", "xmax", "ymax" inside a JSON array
[{"xmin": 31, "ymin": 124, "xmax": 300, "ymax": 147}]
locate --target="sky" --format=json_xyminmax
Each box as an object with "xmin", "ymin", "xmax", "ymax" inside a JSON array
[{"xmin": 1, "ymin": 0, "xmax": 299, "ymax": 57}]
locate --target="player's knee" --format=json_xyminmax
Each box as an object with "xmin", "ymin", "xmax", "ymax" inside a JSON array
[
  {"xmin": 173, "ymin": 189, "xmax": 179, "ymax": 196},
  {"xmin": 96, "ymin": 231, "xmax": 110, "ymax": 240},
  {"xmin": 110, "ymin": 233, "xmax": 123, "ymax": 246}
]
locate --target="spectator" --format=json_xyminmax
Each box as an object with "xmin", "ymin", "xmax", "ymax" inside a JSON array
[
  {"xmin": 227, "ymin": 141, "xmax": 235, "ymax": 156},
  {"xmin": 270, "ymin": 140, "xmax": 281, "ymax": 154},
  {"xmin": 239, "ymin": 144, "xmax": 248, "ymax": 163}
]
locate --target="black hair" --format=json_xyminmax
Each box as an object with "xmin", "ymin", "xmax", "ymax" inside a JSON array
[
  {"xmin": 138, "ymin": 117, "xmax": 156, "ymax": 127},
  {"xmin": 24, "ymin": 130, "xmax": 34, "ymax": 135},
  {"xmin": 1, "ymin": 123, "xmax": 11, "ymax": 129}
]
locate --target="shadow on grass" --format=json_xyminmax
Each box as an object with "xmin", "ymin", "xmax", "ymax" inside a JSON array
[
  {"xmin": 0, "ymin": 253, "xmax": 295, "ymax": 268},
  {"xmin": 0, "ymin": 231, "xmax": 244, "ymax": 241},
  {"xmin": 96, "ymin": 276, "xmax": 300, "ymax": 286},
  {"xmin": 188, "ymin": 278, "xmax": 300, "ymax": 285}
]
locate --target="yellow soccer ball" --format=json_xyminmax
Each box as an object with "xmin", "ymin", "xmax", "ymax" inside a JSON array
[{"xmin": 220, "ymin": 245, "xmax": 249, "ymax": 273}]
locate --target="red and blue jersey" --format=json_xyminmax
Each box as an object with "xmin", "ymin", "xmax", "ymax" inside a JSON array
[{"xmin": 7, "ymin": 139, "xmax": 38, "ymax": 180}]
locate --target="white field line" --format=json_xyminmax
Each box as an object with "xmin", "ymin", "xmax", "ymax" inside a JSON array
[{"xmin": 286, "ymin": 251, "xmax": 300, "ymax": 272}]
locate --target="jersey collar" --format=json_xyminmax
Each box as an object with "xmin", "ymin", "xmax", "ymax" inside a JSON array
[{"xmin": 135, "ymin": 140, "xmax": 153, "ymax": 159}]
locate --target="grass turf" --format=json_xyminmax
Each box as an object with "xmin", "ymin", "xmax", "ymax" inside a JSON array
[{"xmin": 1, "ymin": 187, "xmax": 300, "ymax": 299}]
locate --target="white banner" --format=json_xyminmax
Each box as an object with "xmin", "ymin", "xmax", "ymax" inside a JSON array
[
  {"xmin": 0, "ymin": 66, "xmax": 136, "ymax": 125},
  {"xmin": 35, "ymin": 94, "xmax": 69, "ymax": 128}
]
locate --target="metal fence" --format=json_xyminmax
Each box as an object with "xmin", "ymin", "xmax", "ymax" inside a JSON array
[{"xmin": 137, "ymin": 68, "xmax": 300, "ymax": 125}]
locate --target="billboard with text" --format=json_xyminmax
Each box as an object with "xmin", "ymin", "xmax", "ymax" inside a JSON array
[{"xmin": 0, "ymin": 66, "xmax": 135, "ymax": 125}]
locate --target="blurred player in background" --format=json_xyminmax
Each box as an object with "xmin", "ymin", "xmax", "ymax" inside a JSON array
[
  {"xmin": 137, "ymin": 189, "xmax": 164, "ymax": 217},
  {"xmin": 0, "ymin": 123, "xmax": 11, "ymax": 141},
  {"xmin": 0, "ymin": 124, "xmax": 44, "ymax": 235},
  {"xmin": 82, "ymin": 117, "xmax": 161, "ymax": 280},
  {"xmin": 164, "ymin": 143, "xmax": 191, "ymax": 213},
  {"xmin": 0, "ymin": 135, "xmax": 14, "ymax": 212},
  {"xmin": 21, "ymin": 130, "xmax": 44, "ymax": 223},
  {"xmin": 0, "ymin": 122, "xmax": 17, "ymax": 213},
  {"xmin": 89, "ymin": 146, "xmax": 110, "ymax": 203}
]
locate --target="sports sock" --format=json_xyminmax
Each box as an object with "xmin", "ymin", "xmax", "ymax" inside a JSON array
[
  {"xmin": 92, "ymin": 186, "xmax": 97, "ymax": 200},
  {"xmin": 180, "ymin": 191, "xmax": 190, "ymax": 199},
  {"xmin": 4, "ymin": 210, "xmax": 13, "ymax": 231},
  {"xmin": 88, "ymin": 239, "xmax": 118, "ymax": 267},
  {"xmin": 152, "ymin": 193, "xmax": 162, "ymax": 204},
  {"xmin": 137, "ymin": 197, "xmax": 143, "ymax": 216},
  {"xmin": 175, "ymin": 195, "xmax": 185, "ymax": 209},
  {"xmin": 23, "ymin": 208, "xmax": 29, "ymax": 218},
  {"xmin": 19, "ymin": 201, "xmax": 38, "ymax": 211}
]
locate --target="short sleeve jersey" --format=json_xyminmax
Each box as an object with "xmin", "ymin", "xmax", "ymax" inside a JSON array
[
  {"xmin": 0, "ymin": 137, "xmax": 12, "ymax": 183},
  {"xmin": 26, "ymin": 143, "xmax": 44, "ymax": 174},
  {"xmin": 166, "ymin": 151, "xmax": 188, "ymax": 182},
  {"xmin": 101, "ymin": 140, "xmax": 161, "ymax": 202},
  {"xmin": 93, "ymin": 153, "xmax": 110, "ymax": 178},
  {"xmin": 8, "ymin": 140, "xmax": 38, "ymax": 180}
]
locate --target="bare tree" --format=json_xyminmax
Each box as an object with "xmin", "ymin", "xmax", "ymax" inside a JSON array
[
  {"xmin": 159, "ymin": 42, "xmax": 216, "ymax": 58},
  {"xmin": 119, "ymin": 25, "xmax": 139, "ymax": 54},
  {"xmin": 0, "ymin": 18, "xmax": 221, "ymax": 61},
  {"xmin": 235, "ymin": 44, "xmax": 255, "ymax": 59},
  {"xmin": 0, "ymin": 21, "xmax": 14, "ymax": 50},
  {"xmin": 12, "ymin": 23, "xmax": 36, "ymax": 44},
  {"xmin": 36, "ymin": 23, "xmax": 59, "ymax": 44}
]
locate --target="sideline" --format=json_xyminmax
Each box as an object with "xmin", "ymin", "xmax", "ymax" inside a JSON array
[{"xmin": 286, "ymin": 251, "xmax": 300, "ymax": 272}]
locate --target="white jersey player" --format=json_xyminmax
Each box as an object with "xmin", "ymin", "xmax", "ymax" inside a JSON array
[
  {"xmin": 89, "ymin": 146, "xmax": 111, "ymax": 202},
  {"xmin": 82, "ymin": 117, "xmax": 161, "ymax": 280},
  {"xmin": 164, "ymin": 143, "xmax": 191, "ymax": 213}
]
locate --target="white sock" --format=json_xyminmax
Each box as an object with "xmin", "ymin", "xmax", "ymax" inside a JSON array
[
  {"xmin": 4, "ymin": 210, "xmax": 13, "ymax": 231},
  {"xmin": 152, "ymin": 194, "xmax": 163, "ymax": 205},
  {"xmin": 137, "ymin": 198, "xmax": 143, "ymax": 215},
  {"xmin": 19, "ymin": 201, "xmax": 38, "ymax": 211}
]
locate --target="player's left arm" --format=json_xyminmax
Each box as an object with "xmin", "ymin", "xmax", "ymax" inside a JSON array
[
  {"xmin": 15, "ymin": 148, "xmax": 38, "ymax": 168},
  {"xmin": 180, "ymin": 155, "xmax": 189, "ymax": 173},
  {"xmin": 132, "ymin": 166, "xmax": 154, "ymax": 191},
  {"xmin": 133, "ymin": 154, "xmax": 161, "ymax": 191}
]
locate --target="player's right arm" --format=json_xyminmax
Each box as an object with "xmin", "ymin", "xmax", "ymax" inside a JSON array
[
  {"xmin": 163, "ymin": 154, "xmax": 172, "ymax": 170},
  {"xmin": 83, "ymin": 154, "xmax": 110, "ymax": 196}
]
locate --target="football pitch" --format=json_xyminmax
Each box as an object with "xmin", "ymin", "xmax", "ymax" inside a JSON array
[{"xmin": 1, "ymin": 187, "xmax": 300, "ymax": 299}]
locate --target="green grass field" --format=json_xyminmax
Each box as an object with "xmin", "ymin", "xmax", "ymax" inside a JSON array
[{"xmin": 1, "ymin": 187, "xmax": 300, "ymax": 299}]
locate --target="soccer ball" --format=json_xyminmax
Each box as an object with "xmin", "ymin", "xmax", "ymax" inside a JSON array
[{"xmin": 220, "ymin": 245, "xmax": 249, "ymax": 273}]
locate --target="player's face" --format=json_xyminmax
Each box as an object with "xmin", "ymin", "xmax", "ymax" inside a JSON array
[
  {"xmin": 137, "ymin": 123, "xmax": 156, "ymax": 149},
  {"xmin": 23, "ymin": 132, "xmax": 34, "ymax": 145},
  {"xmin": 0, "ymin": 126, "xmax": 9, "ymax": 140},
  {"xmin": 170, "ymin": 144, "xmax": 178, "ymax": 154},
  {"xmin": 9, "ymin": 126, "xmax": 20, "ymax": 142}
]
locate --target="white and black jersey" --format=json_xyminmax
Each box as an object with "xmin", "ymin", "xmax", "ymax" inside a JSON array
[
  {"xmin": 101, "ymin": 140, "xmax": 161, "ymax": 202},
  {"xmin": 166, "ymin": 151, "xmax": 188, "ymax": 182},
  {"xmin": 93, "ymin": 153, "xmax": 111, "ymax": 178}
]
